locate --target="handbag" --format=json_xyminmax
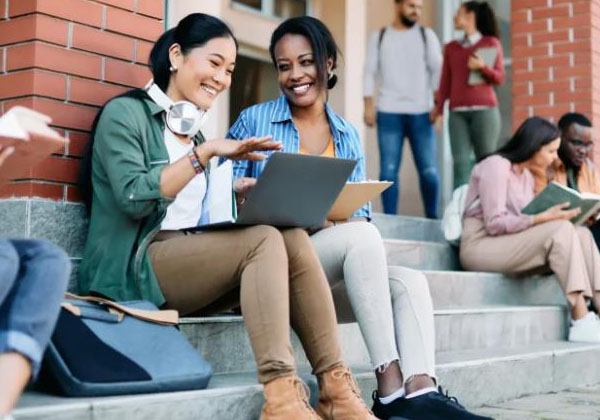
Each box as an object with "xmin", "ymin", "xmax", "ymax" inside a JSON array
[{"xmin": 42, "ymin": 293, "xmax": 212, "ymax": 397}]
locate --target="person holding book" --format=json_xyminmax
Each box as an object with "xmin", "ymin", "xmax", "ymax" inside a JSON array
[
  {"xmin": 431, "ymin": 1, "xmax": 505, "ymax": 188},
  {"xmin": 228, "ymin": 16, "xmax": 490, "ymax": 420},
  {"xmin": 78, "ymin": 13, "xmax": 374, "ymax": 420},
  {"xmin": 460, "ymin": 116, "xmax": 600, "ymax": 342},
  {"xmin": 0, "ymin": 129, "xmax": 70, "ymax": 420},
  {"xmin": 531, "ymin": 113, "xmax": 598, "ymax": 195}
]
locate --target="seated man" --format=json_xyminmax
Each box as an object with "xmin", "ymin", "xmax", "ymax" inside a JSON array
[
  {"xmin": 0, "ymin": 144, "xmax": 71, "ymax": 420},
  {"xmin": 530, "ymin": 112, "xmax": 600, "ymax": 247}
]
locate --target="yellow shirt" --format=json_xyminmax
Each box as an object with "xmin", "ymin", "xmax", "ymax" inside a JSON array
[
  {"xmin": 531, "ymin": 159, "xmax": 600, "ymax": 195},
  {"xmin": 299, "ymin": 138, "xmax": 335, "ymax": 157}
]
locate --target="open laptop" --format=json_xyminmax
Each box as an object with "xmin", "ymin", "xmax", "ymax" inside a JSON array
[{"xmin": 186, "ymin": 153, "xmax": 356, "ymax": 231}]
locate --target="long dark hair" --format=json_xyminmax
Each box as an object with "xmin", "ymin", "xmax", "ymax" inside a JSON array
[
  {"xmin": 493, "ymin": 117, "xmax": 560, "ymax": 164},
  {"xmin": 463, "ymin": 1, "xmax": 500, "ymax": 39},
  {"xmin": 269, "ymin": 16, "xmax": 340, "ymax": 90},
  {"xmin": 79, "ymin": 13, "xmax": 237, "ymax": 212}
]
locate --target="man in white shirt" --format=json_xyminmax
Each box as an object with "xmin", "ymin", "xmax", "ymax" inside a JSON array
[{"xmin": 364, "ymin": 0, "xmax": 443, "ymax": 218}]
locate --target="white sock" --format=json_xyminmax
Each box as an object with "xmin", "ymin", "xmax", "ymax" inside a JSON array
[
  {"xmin": 406, "ymin": 386, "xmax": 438, "ymax": 399},
  {"xmin": 379, "ymin": 387, "xmax": 405, "ymax": 404}
]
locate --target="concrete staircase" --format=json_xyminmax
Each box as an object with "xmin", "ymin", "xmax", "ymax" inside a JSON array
[{"xmin": 15, "ymin": 213, "xmax": 600, "ymax": 419}]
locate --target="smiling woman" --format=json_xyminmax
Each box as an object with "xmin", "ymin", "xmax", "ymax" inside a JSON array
[{"xmin": 77, "ymin": 12, "xmax": 374, "ymax": 420}]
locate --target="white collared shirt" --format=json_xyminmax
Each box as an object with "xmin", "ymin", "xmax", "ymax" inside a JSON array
[{"xmin": 462, "ymin": 31, "xmax": 482, "ymax": 47}]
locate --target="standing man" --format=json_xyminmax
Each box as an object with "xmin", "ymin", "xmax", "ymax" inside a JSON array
[{"xmin": 364, "ymin": 0, "xmax": 443, "ymax": 218}]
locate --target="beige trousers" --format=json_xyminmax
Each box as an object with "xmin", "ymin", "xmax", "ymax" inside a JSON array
[
  {"xmin": 461, "ymin": 218, "xmax": 600, "ymax": 306},
  {"xmin": 148, "ymin": 225, "xmax": 342, "ymax": 384}
]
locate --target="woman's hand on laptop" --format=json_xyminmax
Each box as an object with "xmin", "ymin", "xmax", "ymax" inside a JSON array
[
  {"xmin": 233, "ymin": 177, "xmax": 256, "ymax": 205},
  {"xmin": 0, "ymin": 145, "xmax": 15, "ymax": 168},
  {"xmin": 197, "ymin": 136, "xmax": 282, "ymax": 163}
]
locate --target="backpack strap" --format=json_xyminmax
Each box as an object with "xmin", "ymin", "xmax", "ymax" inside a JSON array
[
  {"xmin": 64, "ymin": 292, "xmax": 179, "ymax": 325},
  {"xmin": 378, "ymin": 26, "xmax": 387, "ymax": 50}
]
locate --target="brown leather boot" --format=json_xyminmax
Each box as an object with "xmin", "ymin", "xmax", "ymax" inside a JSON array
[
  {"xmin": 260, "ymin": 375, "xmax": 322, "ymax": 420},
  {"xmin": 316, "ymin": 365, "xmax": 379, "ymax": 420}
]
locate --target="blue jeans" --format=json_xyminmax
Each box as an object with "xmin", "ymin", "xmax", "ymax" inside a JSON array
[
  {"xmin": 0, "ymin": 239, "xmax": 70, "ymax": 378},
  {"xmin": 377, "ymin": 112, "xmax": 439, "ymax": 218}
]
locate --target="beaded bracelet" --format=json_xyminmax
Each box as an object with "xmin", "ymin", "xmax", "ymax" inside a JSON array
[{"xmin": 187, "ymin": 149, "xmax": 205, "ymax": 174}]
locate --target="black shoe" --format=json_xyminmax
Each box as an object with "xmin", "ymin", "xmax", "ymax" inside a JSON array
[{"xmin": 371, "ymin": 387, "xmax": 494, "ymax": 420}]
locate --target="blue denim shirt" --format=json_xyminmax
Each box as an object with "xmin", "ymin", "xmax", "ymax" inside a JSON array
[{"xmin": 227, "ymin": 95, "xmax": 371, "ymax": 219}]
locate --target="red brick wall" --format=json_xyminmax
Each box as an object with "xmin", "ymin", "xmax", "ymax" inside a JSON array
[
  {"xmin": 0, "ymin": 0, "xmax": 164, "ymax": 201},
  {"xmin": 512, "ymin": 0, "xmax": 600, "ymax": 162}
]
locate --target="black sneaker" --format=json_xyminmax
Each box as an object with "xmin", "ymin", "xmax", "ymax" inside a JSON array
[{"xmin": 371, "ymin": 387, "xmax": 494, "ymax": 420}]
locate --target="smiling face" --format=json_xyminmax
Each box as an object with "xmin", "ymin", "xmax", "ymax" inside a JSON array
[
  {"xmin": 273, "ymin": 33, "xmax": 331, "ymax": 109},
  {"xmin": 166, "ymin": 36, "xmax": 237, "ymax": 110},
  {"xmin": 454, "ymin": 5, "xmax": 474, "ymax": 31},
  {"xmin": 562, "ymin": 123, "xmax": 594, "ymax": 169},
  {"xmin": 529, "ymin": 137, "xmax": 562, "ymax": 169}
]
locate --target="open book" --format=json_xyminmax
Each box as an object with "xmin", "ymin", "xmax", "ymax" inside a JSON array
[
  {"xmin": 521, "ymin": 181, "xmax": 600, "ymax": 225},
  {"xmin": 327, "ymin": 181, "xmax": 392, "ymax": 221},
  {"xmin": 0, "ymin": 106, "xmax": 68, "ymax": 187},
  {"xmin": 468, "ymin": 47, "xmax": 498, "ymax": 86}
]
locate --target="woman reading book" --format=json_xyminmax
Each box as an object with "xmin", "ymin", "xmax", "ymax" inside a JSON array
[
  {"xmin": 227, "ymin": 16, "xmax": 489, "ymax": 420},
  {"xmin": 431, "ymin": 1, "xmax": 505, "ymax": 188},
  {"xmin": 77, "ymin": 13, "xmax": 374, "ymax": 420},
  {"xmin": 461, "ymin": 116, "xmax": 600, "ymax": 343}
]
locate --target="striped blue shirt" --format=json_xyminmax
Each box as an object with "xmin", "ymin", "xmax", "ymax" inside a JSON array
[{"xmin": 227, "ymin": 95, "xmax": 371, "ymax": 219}]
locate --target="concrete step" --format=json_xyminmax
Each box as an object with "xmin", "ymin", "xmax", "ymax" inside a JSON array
[
  {"xmin": 372, "ymin": 213, "xmax": 445, "ymax": 243},
  {"xmin": 423, "ymin": 270, "xmax": 565, "ymax": 308},
  {"xmin": 385, "ymin": 238, "xmax": 460, "ymax": 270},
  {"xmin": 180, "ymin": 305, "xmax": 567, "ymax": 374},
  {"xmin": 16, "ymin": 342, "xmax": 600, "ymax": 420}
]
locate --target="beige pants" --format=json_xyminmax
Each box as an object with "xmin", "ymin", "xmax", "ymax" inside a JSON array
[
  {"xmin": 310, "ymin": 222, "xmax": 436, "ymax": 381},
  {"xmin": 461, "ymin": 218, "xmax": 600, "ymax": 305},
  {"xmin": 148, "ymin": 225, "xmax": 342, "ymax": 384}
]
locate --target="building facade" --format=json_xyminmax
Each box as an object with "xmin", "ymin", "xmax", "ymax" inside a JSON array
[{"xmin": 0, "ymin": 0, "xmax": 598, "ymax": 236}]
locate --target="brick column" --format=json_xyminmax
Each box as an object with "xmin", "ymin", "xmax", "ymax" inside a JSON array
[
  {"xmin": 512, "ymin": 0, "xmax": 600, "ymax": 162},
  {"xmin": 0, "ymin": 0, "xmax": 164, "ymax": 201}
]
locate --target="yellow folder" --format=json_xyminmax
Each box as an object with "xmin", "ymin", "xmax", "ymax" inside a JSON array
[{"xmin": 328, "ymin": 181, "xmax": 392, "ymax": 221}]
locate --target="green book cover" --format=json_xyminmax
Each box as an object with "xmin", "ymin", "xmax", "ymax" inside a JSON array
[{"xmin": 522, "ymin": 181, "xmax": 600, "ymax": 225}]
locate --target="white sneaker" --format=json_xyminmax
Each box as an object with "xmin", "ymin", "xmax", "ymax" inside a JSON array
[{"xmin": 569, "ymin": 312, "xmax": 600, "ymax": 343}]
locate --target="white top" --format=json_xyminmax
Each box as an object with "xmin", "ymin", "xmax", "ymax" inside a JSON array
[
  {"xmin": 161, "ymin": 128, "xmax": 207, "ymax": 230},
  {"xmin": 363, "ymin": 24, "xmax": 443, "ymax": 114},
  {"xmin": 462, "ymin": 31, "xmax": 483, "ymax": 47}
]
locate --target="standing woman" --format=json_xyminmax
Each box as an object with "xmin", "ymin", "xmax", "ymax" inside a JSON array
[
  {"xmin": 229, "ymin": 16, "xmax": 490, "ymax": 420},
  {"xmin": 432, "ymin": 1, "xmax": 505, "ymax": 188},
  {"xmin": 78, "ymin": 13, "xmax": 374, "ymax": 420},
  {"xmin": 461, "ymin": 117, "xmax": 600, "ymax": 342}
]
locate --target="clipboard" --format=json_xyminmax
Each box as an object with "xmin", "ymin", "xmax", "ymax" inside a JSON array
[{"xmin": 327, "ymin": 181, "xmax": 392, "ymax": 221}]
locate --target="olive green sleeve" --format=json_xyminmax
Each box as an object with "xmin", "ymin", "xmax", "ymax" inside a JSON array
[{"xmin": 93, "ymin": 98, "xmax": 171, "ymax": 220}]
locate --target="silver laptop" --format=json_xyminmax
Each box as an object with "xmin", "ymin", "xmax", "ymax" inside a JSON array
[{"xmin": 187, "ymin": 153, "xmax": 356, "ymax": 231}]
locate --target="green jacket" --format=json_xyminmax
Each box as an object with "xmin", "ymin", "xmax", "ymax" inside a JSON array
[{"xmin": 79, "ymin": 92, "xmax": 204, "ymax": 306}]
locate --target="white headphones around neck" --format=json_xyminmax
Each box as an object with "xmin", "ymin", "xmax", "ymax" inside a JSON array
[{"xmin": 144, "ymin": 79, "xmax": 208, "ymax": 137}]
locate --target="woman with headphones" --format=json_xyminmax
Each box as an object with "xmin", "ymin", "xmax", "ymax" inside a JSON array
[{"xmin": 78, "ymin": 13, "xmax": 374, "ymax": 420}]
